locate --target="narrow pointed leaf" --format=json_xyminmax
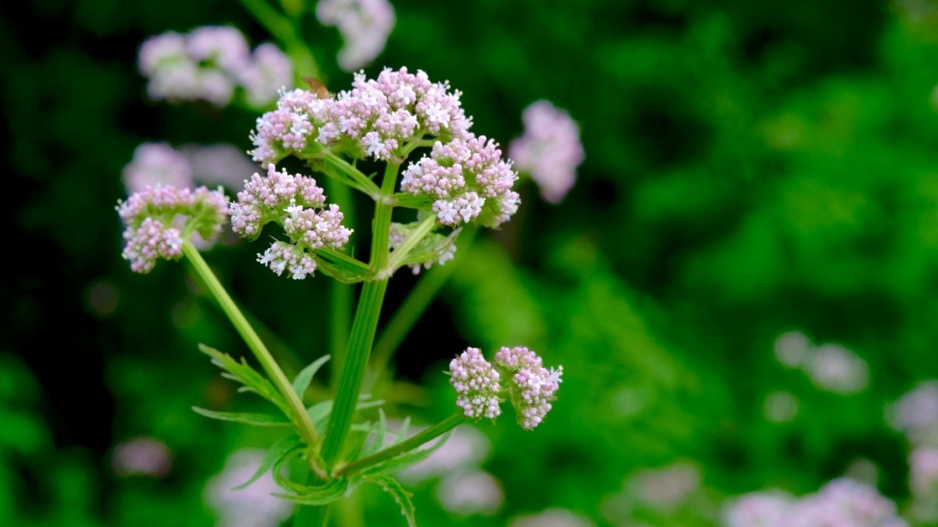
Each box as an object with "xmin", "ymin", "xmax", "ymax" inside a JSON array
[
  {"xmin": 232, "ymin": 435, "xmax": 302, "ymax": 490},
  {"xmin": 191, "ymin": 407, "xmax": 292, "ymax": 427},
  {"xmin": 292, "ymin": 355, "xmax": 331, "ymax": 399}
]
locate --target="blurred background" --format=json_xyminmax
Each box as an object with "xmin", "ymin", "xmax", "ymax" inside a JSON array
[{"xmin": 5, "ymin": 0, "xmax": 938, "ymax": 525}]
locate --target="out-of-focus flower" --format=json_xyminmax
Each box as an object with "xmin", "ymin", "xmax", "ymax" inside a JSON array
[
  {"xmin": 787, "ymin": 478, "xmax": 906, "ymax": 527},
  {"xmin": 179, "ymin": 143, "xmax": 259, "ymax": 190},
  {"xmin": 802, "ymin": 343, "xmax": 869, "ymax": 395},
  {"xmin": 888, "ymin": 381, "xmax": 938, "ymax": 446},
  {"xmin": 123, "ymin": 142, "xmax": 194, "ymax": 194},
  {"xmin": 723, "ymin": 478, "xmax": 907, "ymax": 527},
  {"xmin": 628, "ymin": 462, "xmax": 701, "ymax": 511},
  {"xmin": 493, "ymin": 346, "xmax": 563, "ymax": 430},
  {"xmin": 237, "ymin": 43, "xmax": 293, "ymax": 107},
  {"xmin": 436, "ymin": 469, "xmax": 503, "ymax": 517},
  {"xmin": 315, "ymin": 0, "xmax": 395, "ymax": 71},
  {"xmin": 399, "ymin": 424, "xmax": 490, "ymax": 483},
  {"xmin": 723, "ymin": 491, "xmax": 792, "ymax": 527},
  {"xmin": 509, "ymin": 100, "xmax": 584, "ymax": 204},
  {"xmin": 138, "ymin": 26, "xmax": 291, "ymax": 107},
  {"xmin": 204, "ymin": 449, "xmax": 293, "ymax": 527},
  {"xmin": 773, "ymin": 330, "xmax": 811, "ymax": 368},
  {"xmin": 111, "ymin": 436, "xmax": 172, "ymax": 477},
  {"xmin": 911, "ymin": 447, "xmax": 938, "ymax": 497},
  {"xmin": 509, "ymin": 508, "xmax": 595, "ymax": 527}
]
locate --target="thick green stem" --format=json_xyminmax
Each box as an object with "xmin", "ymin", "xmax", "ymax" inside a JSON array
[
  {"xmin": 325, "ymin": 177, "xmax": 355, "ymax": 388},
  {"xmin": 336, "ymin": 412, "xmax": 465, "ymax": 477},
  {"xmin": 182, "ymin": 242, "xmax": 320, "ymax": 447},
  {"xmin": 369, "ymin": 225, "xmax": 478, "ymax": 380},
  {"xmin": 319, "ymin": 163, "xmax": 400, "ymax": 468}
]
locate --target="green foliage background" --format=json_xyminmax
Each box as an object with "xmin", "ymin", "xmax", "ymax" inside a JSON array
[{"xmin": 4, "ymin": 0, "xmax": 938, "ymax": 525}]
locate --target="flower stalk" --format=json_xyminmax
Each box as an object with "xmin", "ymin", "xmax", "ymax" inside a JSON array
[{"xmin": 182, "ymin": 242, "xmax": 321, "ymax": 450}]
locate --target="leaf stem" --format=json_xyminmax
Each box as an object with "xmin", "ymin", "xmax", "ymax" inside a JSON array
[
  {"xmin": 182, "ymin": 242, "xmax": 320, "ymax": 448},
  {"xmin": 383, "ymin": 214, "xmax": 437, "ymax": 276},
  {"xmin": 238, "ymin": 0, "xmax": 321, "ymax": 80},
  {"xmin": 335, "ymin": 412, "xmax": 465, "ymax": 477}
]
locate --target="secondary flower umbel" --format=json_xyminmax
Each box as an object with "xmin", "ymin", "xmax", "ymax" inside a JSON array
[
  {"xmin": 229, "ymin": 164, "xmax": 352, "ymax": 279},
  {"xmin": 448, "ymin": 346, "xmax": 562, "ymax": 429},
  {"xmin": 117, "ymin": 184, "xmax": 228, "ymax": 273}
]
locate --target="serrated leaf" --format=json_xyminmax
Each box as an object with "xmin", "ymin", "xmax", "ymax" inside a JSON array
[
  {"xmin": 361, "ymin": 431, "xmax": 452, "ymax": 478},
  {"xmin": 232, "ymin": 435, "xmax": 302, "ymax": 490},
  {"xmin": 191, "ymin": 407, "xmax": 292, "ymax": 427},
  {"xmin": 365, "ymin": 475, "xmax": 416, "ymax": 527},
  {"xmin": 198, "ymin": 344, "xmax": 289, "ymax": 415},
  {"xmin": 292, "ymin": 355, "xmax": 331, "ymax": 399}
]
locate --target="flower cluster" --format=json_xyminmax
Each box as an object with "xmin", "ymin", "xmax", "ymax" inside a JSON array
[
  {"xmin": 888, "ymin": 381, "xmax": 938, "ymax": 445},
  {"xmin": 494, "ymin": 347, "xmax": 564, "ymax": 430},
  {"xmin": 250, "ymin": 67, "xmax": 472, "ymax": 165},
  {"xmin": 449, "ymin": 348, "xmax": 502, "ymax": 421},
  {"xmin": 138, "ymin": 26, "xmax": 292, "ymax": 107},
  {"xmin": 509, "ymin": 100, "xmax": 584, "ymax": 204},
  {"xmin": 400, "ymin": 137, "xmax": 519, "ymax": 227},
  {"xmin": 448, "ymin": 346, "xmax": 562, "ymax": 430},
  {"xmin": 723, "ymin": 479, "xmax": 907, "ymax": 527},
  {"xmin": 229, "ymin": 164, "xmax": 351, "ymax": 279},
  {"xmin": 389, "ymin": 221, "xmax": 458, "ymax": 274},
  {"xmin": 315, "ymin": 0, "xmax": 395, "ymax": 71},
  {"xmin": 117, "ymin": 184, "xmax": 228, "ymax": 273}
]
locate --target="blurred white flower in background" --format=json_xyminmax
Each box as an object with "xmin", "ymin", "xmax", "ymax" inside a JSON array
[
  {"xmin": 436, "ymin": 468, "xmax": 503, "ymax": 517},
  {"xmin": 111, "ymin": 436, "xmax": 172, "ymax": 477},
  {"xmin": 509, "ymin": 507, "xmax": 595, "ymax": 527},
  {"xmin": 204, "ymin": 449, "xmax": 293, "ymax": 527}
]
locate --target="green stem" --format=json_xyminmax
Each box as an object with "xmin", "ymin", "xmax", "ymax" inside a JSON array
[
  {"xmin": 322, "ymin": 152, "xmax": 382, "ymax": 199},
  {"xmin": 319, "ymin": 163, "xmax": 400, "ymax": 468},
  {"xmin": 326, "ymin": 178, "xmax": 354, "ymax": 389},
  {"xmin": 335, "ymin": 413, "xmax": 465, "ymax": 477},
  {"xmin": 182, "ymin": 242, "xmax": 320, "ymax": 448},
  {"xmin": 369, "ymin": 224, "xmax": 478, "ymax": 380}
]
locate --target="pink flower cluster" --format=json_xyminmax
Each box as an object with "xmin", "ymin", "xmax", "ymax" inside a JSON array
[
  {"xmin": 117, "ymin": 184, "xmax": 229, "ymax": 273},
  {"xmin": 509, "ymin": 100, "xmax": 584, "ymax": 204},
  {"xmin": 494, "ymin": 346, "xmax": 563, "ymax": 430},
  {"xmin": 449, "ymin": 348, "xmax": 502, "ymax": 421},
  {"xmin": 723, "ymin": 479, "xmax": 907, "ymax": 527},
  {"xmin": 229, "ymin": 164, "xmax": 351, "ymax": 279},
  {"xmin": 138, "ymin": 26, "xmax": 292, "ymax": 107},
  {"xmin": 315, "ymin": 0, "xmax": 395, "ymax": 71},
  {"xmin": 401, "ymin": 137, "xmax": 519, "ymax": 227},
  {"xmin": 447, "ymin": 346, "xmax": 562, "ymax": 429},
  {"xmin": 250, "ymin": 67, "xmax": 473, "ymax": 165}
]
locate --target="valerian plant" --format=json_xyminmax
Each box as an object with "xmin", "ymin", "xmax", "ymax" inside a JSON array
[{"xmin": 117, "ymin": 6, "xmax": 563, "ymax": 523}]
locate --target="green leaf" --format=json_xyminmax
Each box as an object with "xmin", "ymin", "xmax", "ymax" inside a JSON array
[
  {"xmin": 361, "ymin": 431, "xmax": 452, "ymax": 477},
  {"xmin": 198, "ymin": 344, "xmax": 289, "ymax": 415},
  {"xmin": 191, "ymin": 407, "xmax": 292, "ymax": 427},
  {"xmin": 394, "ymin": 417, "xmax": 411, "ymax": 445},
  {"xmin": 365, "ymin": 475, "xmax": 416, "ymax": 527},
  {"xmin": 391, "ymin": 193, "xmax": 432, "ymax": 210},
  {"xmin": 316, "ymin": 248, "xmax": 370, "ymax": 283},
  {"xmin": 270, "ymin": 449, "xmax": 349, "ymax": 505},
  {"xmin": 292, "ymin": 355, "xmax": 331, "ymax": 399},
  {"xmin": 359, "ymin": 409, "xmax": 388, "ymax": 459},
  {"xmin": 232, "ymin": 435, "xmax": 302, "ymax": 490},
  {"xmin": 307, "ymin": 400, "xmax": 333, "ymax": 432}
]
